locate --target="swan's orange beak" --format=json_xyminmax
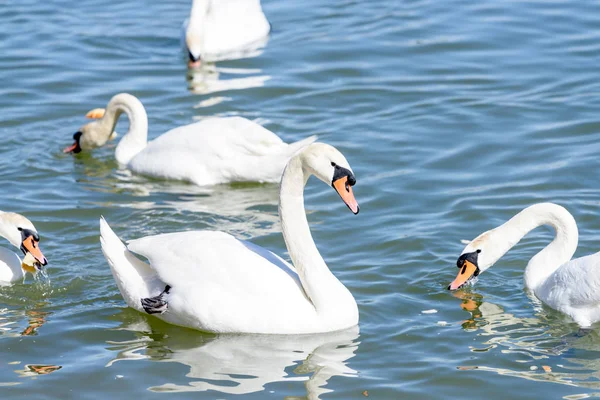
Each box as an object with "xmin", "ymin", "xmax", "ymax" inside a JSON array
[
  {"xmin": 86, "ymin": 108, "xmax": 106, "ymax": 119},
  {"xmin": 21, "ymin": 235, "xmax": 48, "ymax": 267},
  {"xmin": 188, "ymin": 60, "xmax": 202, "ymax": 68},
  {"xmin": 449, "ymin": 260, "xmax": 478, "ymax": 290},
  {"xmin": 63, "ymin": 143, "xmax": 78, "ymax": 153},
  {"xmin": 333, "ymin": 176, "xmax": 359, "ymax": 214}
]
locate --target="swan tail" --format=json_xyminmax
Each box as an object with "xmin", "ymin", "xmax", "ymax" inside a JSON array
[
  {"xmin": 100, "ymin": 217, "xmax": 157, "ymax": 311},
  {"xmin": 285, "ymin": 135, "xmax": 318, "ymax": 157}
]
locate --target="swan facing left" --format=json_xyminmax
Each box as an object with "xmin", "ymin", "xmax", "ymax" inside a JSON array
[
  {"xmin": 448, "ymin": 202, "xmax": 600, "ymax": 328},
  {"xmin": 100, "ymin": 143, "xmax": 360, "ymax": 334},
  {"xmin": 63, "ymin": 93, "xmax": 317, "ymax": 186},
  {"xmin": 0, "ymin": 211, "xmax": 48, "ymax": 284},
  {"xmin": 183, "ymin": 0, "xmax": 271, "ymax": 67}
]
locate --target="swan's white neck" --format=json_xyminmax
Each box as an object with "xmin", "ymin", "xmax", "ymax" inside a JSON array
[
  {"xmin": 99, "ymin": 94, "xmax": 148, "ymax": 165},
  {"xmin": 278, "ymin": 156, "xmax": 356, "ymax": 320},
  {"xmin": 190, "ymin": 0, "xmax": 211, "ymax": 19},
  {"xmin": 0, "ymin": 212, "xmax": 20, "ymax": 248},
  {"xmin": 491, "ymin": 203, "xmax": 578, "ymax": 291}
]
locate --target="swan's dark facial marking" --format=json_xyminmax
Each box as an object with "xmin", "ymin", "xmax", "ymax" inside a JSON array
[
  {"xmin": 331, "ymin": 164, "xmax": 356, "ymax": 187},
  {"xmin": 18, "ymin": 227, "xmax": 47, "ymax": 267},
  {"xmin": 63, "ymin": 131, "xmax": 82, "ymax": 154},
  {"xmin": 141, "ymin": 285, "xmax": 171, "ymax": 314},
  {"xmin": 331, "ymin": 164, "xmax": 359, "ymax": 214},
  {"xmin": 448, "ymin": 250, "xmax": 481, "ymax": 290},
  {"xmin": 456, "ymin": 250, "xmax": 481, "ymax": 273},
  {"xmin": 188, "ymin": 51, "xmax": 199, "ymax": 62}
]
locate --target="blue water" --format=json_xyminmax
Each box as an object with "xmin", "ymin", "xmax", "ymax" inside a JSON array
[{"xmin": 1, "ymin": 0, "xmax": 600, "ymax": 398}]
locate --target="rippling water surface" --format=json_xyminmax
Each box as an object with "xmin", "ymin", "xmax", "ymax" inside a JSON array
[{"xmin": 2, "ymin": 0, "xmax": 600, "ymax": 398}]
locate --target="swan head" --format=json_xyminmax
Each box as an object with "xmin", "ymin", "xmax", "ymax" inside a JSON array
[
  {"xmin": 186, "ymin": 46, "xmax": 202, "ymax": 69},
  {"xmin": 185, "ymin": 0, "xmax": 210, "ymax": 68},
  {"xmin": 63, "ymin": 108, "xmax": 117, "ymax": 154},
  {"xmin": 300, "ymin": 143, "xmax": 359, "ymax": 214},
  {"xmin": 0, "ymin": 213, "xmax": 48, "ymax": 271},
  {"xmin": 448, "ymin": 229, "xmax": 499, "ymax": 290}
]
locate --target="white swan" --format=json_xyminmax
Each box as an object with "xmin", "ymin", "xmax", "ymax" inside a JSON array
[
  {"xmin": 447, "ymin": 202, "xmax": 600, "ymax": 327},
  {"xmin": 63, "ymin": 93, "xmax": 317, "ymax": 186},
  {"xmin": 0, "ymin": 211, "xmax": 48, "ymax": 284},
  {"xmin": 183, "ymin": 0, "xmax": 270, "ymax": 67},
  {"xmin": 100, "ymin": 142, "xmax": 360, "ymax": 334}
]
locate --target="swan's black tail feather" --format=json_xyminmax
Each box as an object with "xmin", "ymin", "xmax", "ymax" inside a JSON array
[{"xmin": 141, "ymin": 285, "xmax": 171, "ymax": 314}]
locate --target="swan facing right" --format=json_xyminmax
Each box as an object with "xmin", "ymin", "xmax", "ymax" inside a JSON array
[{"xmin": 100, "ymin": 142, "xmax": 361, "ymax": 334}]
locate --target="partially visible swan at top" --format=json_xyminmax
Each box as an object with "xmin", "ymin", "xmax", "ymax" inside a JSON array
[
  {"xmin": 100, "ymin": 142, "xmax": 360, "ymax": 334},
  {"xmin": 448, "ymin": 202, "xmax": 600, "ymax": 328},
  {"xmin": 183, "ymin": 0, "xmax": 271, "ymax": 67},
  {"xmin": 0, "ymin": 211, "xmax": 48, "ymax": 284},
  {"xmin": 63, "ymin": 93, "xmax": 316, "ymax": 186}
]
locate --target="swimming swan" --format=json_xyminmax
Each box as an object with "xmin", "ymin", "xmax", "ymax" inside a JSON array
[
  {"xmin": 100, "ymin": 143, "xmax": 360, "ymax": 334},
  {"xmin": 183, "ymin": 0, "xmax": 270, "ymax": 67},
  {"xmin": 0, "ymin": 211, "xmax": 48, "ymax": 284},
  {"xmin": 64, "ymin": 93, "xmax": 316, "ymax": 186},
  {"xmin": 448, "ymin": 202, "xmax": 600, "ymax": 328}
]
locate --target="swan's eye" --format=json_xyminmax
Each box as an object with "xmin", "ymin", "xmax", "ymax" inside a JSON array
[
  {"xmin": 476, "ymin": 249, "xmax": 481, "ymax": 253},
  {"xmin": 331, "ymin": 162, "xmax": 336, "ymax": 167}
]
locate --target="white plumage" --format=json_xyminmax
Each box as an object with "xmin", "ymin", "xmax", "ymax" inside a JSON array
[
  {"xmin": 66, "ymin": 93, "xmax": 317, "ymax": 186},
  {"xmin": 100, "ymin": 143, "xmax": 360, "ymax": 334},
  {"xmin": 183, "ymin": 0, "xmax": 270, "ymax": 63},
  {"xmin": 451, "ymin": 203, "xmax": 600, "ymax": 327},
  {"xmin": 0, "ymin": 212, "xmax": 46, "ymax": 284}
]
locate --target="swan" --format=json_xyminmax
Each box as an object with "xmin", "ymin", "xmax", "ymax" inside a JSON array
[
  {"xmin": 183, "ymin": 0, "xmax": 270, "ymax": 67},
  {"xmin": 447, "ymin": 202, "xmax": 600, "ymax": 327},
  {"xmin": 100, "ymin": 142, "xmax": 360, "ymax": 334},
  {"xmin": 63, "ymin": 93, "xmax": 317, "ymax": 186},
  {"xmin": 0, "ymin": 211, "xmax": 48, "ymax": 284}
]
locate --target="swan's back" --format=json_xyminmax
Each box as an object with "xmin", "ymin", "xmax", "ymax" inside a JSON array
[
  {"xmin": 538, "ymin": 252, "xmax": 600, "ymax": 326},
  {"xmin": 126, "ymin": 230, "xmax": 320, "ymax": 332},
  {"xmin": 127, "ymin": 117, "xmax": 289, "ymax": 185},
  {"xmin": 127, "ymin": 231, "xmax": 308, "ymax": 304}
]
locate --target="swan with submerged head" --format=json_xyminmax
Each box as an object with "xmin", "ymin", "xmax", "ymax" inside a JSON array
[
  {"xmin": 100, "ymin": 142, "xmax": 360, "ymax": 334},
  {"xmin": 0, "ymin": 211, "xmax": 48, "ymax": 284},
  {"xmin": 64, "ymin": 93, "xmax": 316, "ymax": 186},
  {"xmin": 183, "ymin": 0, "xmax": 270, "ymax": 67},
  {"xmin": 448, "ymin": 202, "xmax": 600, "ymax": 327}
]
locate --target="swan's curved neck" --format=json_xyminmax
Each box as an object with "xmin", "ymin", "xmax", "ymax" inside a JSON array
[
  {"xmin": 279, "ymin": 156, "xmax": 354, "ymax": 316},
  {"xmin": 100, "ymin": 95, "xmax": 148, "ymax": 165},
  {"xmin": 0, "ymin": 211, "xmax": 21, "ymax": 248},
  {"xmin": 190, "ymin": 0, "xmax": 211, "ymax": 20},
  {"xmin": 493, "ymin": 203, "xmax": 578, "ymax": 291}
]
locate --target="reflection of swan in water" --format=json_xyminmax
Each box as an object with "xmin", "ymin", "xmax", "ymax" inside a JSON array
[
  {"xmin": 0, "ymin": 302, "xmax": 60, "ymax": 377},
  {"xmin": 107, "ymin": 312, "xmax": 359, "ymax": 397},
  {"xmin": 187, "ymin": 64, "xmax": 270, "ymax": 97},
  {"xmin": 0, "ymin": 300, "xmax": 51, "ymax": 338},
  {"xmin": 70, "ymin": 154, "xmax": 281, "ymax": 237},
  {"xmin": 451, "ymin": 290, "xmax": 600, "ymax": 390}
]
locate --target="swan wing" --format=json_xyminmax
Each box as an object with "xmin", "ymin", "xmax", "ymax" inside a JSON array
[
  {"xmin": 125, "ymin": 230, "xmax": 317, "ymax": 332},
  {"xmin": 128, "ymin": 117, "xmax": 316, "ymax": 184},
  {"xmin": 126, "ymin": 230, "xmax": 308, "ymax": 304},
  {"xmin": 139, "ymin": 117, "xmax": 284, "ymax": 156},
  {"xmin": 538, "ymin": 252, "xmax": 600, "ymax": 324}
]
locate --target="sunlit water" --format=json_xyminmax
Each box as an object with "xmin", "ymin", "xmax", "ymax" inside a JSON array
[{"xmin": 1, "ymin": 0, "xmax": 600, "ymax": 398}]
